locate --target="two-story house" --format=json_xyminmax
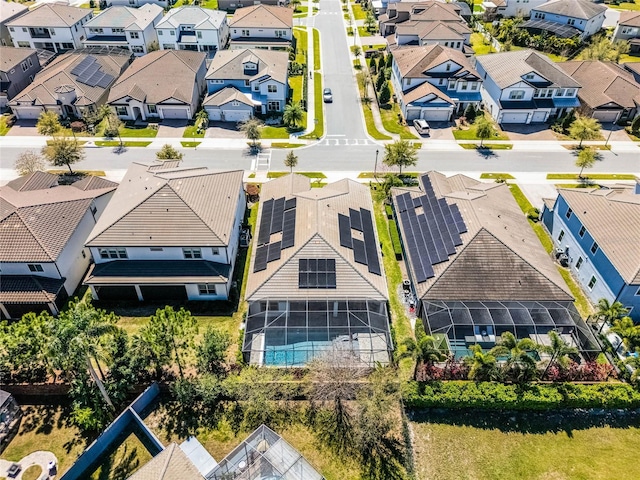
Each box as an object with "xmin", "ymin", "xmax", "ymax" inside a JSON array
[
  {"xmin": 108, "ymin": 49, "xmax": 206, "ymax": 120},
  {"xmin": 203, "ymin": 48, "xmax": 288, "ymax": 121},
  {"xmin": 0, "ymin": 46, "xmax": 41, "ymax": 110},
  {"xmin": 391, "ymin": 44, "xmax": 481, "ymax": 122},
  {"xmin": 83, "ymin": 4, "xmax": 163, "ymax": 56},
  {"xmin": 218, "ymin": 0, "xmax": 288, "ymax": 12},
  {"xmin": 229, "ymin": 4, "xmax": 292, "ymax": 51},
  {"xmin": 481, "ymin": 0, "xmax": 547, "ymax": 19},
  {"xmin": 0, "ymin": 172, "xmax": 117, "ymax": 319},
  {"xmin": 0, "ymin": 0, "xmax": 28, "ymax": 47},
  {"xmin": 521, "ymin": 0, "xmax": 606, "ymax": 40},
  {"xmin": 83, "ymin": 161, "xmax": 246, "ymax": 303},
  {"xmin": 107, "ymin": 0, "xmax": 170, "ymax": 8},
  {"xmin": 541, "ymin": 183, "xmax": 640, "ymax": 322},
  {"xmin": 156, "ymin": 6, "xmax": 229, "ymax": 56},
  {"xmin": 10, "ymin": 46, "xmax": 132, "ymax": 120},
  {"xmin": 475, "ymin": 49, "xmax": 581, "ymax": 124},
  {"xmin": 6, "ymin": 3, "xmax": 93, "ymax": 53},
  {"xmin": 613, "ymin": 11, "xmax": 640, "ymax": 55}
]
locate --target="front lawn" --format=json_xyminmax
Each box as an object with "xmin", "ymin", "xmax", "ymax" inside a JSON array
[
  {"xmin": 453, "ymin": 117, "xmax": 509, "ymax": 141},
  {"xmin": 351, "ymin": 3, "xmax": 368, "ymax": 20},
  {"xmin": 460, "ymin": 143, "xmax": 513, "ymax": 150},
  {"xmin": 480, "ymin": 172, "xmax": 515, "ymax": 179},
  {"xmin": 611, "ymin": 1, "xmax": 640, "ymax": 11},
  {"xmin": 358, "ymin": 26, "xmax": 377, "ymax": 37},
  {"xmin": 267, "ymin": 171, "xmax": 326, "ymax": 179},
  {"xmin": 117, "ymin": 125, "xmax": 158, "ymax": 138},
  {"xmin": 379, "ymin": 104, "xmax": 417, "ymax": 139},
  {"xmin": 547, "ymin": 173, "xmax": 637, "ymax": 181},
  {"xmin": 0, "ymin": 115, "xmax": 11, "ymax": 136},
  {"xmin": 261, "ymin": 125, "xmax": 293, "ymax": 139},
  {"xmin": 183, "ymin": 125, "xmax": 205, "ymax": 138},
  {"xmin": 300, "ymin": 73, "xmax": 324, "ymax": 139},
  {"xmin": 95, "ymin": 141, "xmax": 151, "ymax": 147}
]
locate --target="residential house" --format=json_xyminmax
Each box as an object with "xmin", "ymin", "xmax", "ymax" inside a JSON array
[
  {"xmin": 558, "ymin": 60, "xmax": 640, "ymax": 124},
  {"xmin": 10, "ymin": 46, "xmax": 132, "ymax": 120},
  {"xmin": 0, "ymin": 172, "xmax": 117, "ymax": 319},
  {"xmin": 521, "ymin": 0, "xmax": 607, "ymax": 40},
  {"xmin": 155, "ymin": 6, "xmax": 229, "ymax": 56},
  {"xmin": 541, "ymin": 183, "xmax": 640, "ymax": 322},
  {"xmin": 391, "ymin": 44, "xmax": 482, "ymax": 122},
  {"xmin": 108, "ymin": 49, "xmax": 206, "ymax": 120},
  {"xmin": 244, "ymin": 174, "xmax": 391, "ymax": 367},
  {"xmin": 481, "ymin": 0, "xmax": 547, "ymax": 19},
  {"xmin": 623, "ymin": 62, "xmax": 640, "ymax": 83},
  {"xmin": 83, "ymin": 4, "xmax": 164, "ymax": 56},
  {"xmin": 229, "ymin": 4, "xmax": 292, "ymax": 51},
  {"xmin": 0, "ymin": 0, "xmax": 28, "ymax": 47},
  {"xmin": 84, "ymin": 161, "xmax": 246, "ymax": 303},
  {"xmin": 6, "ymin": 3, "xmax": 93, "ymax": 53},
  {"xmin": 475, "ymin": 49, "xmax": 581, "ymax": 124},
  {"xmin": 218, "ymin": 0, "xmax": 288, "ymax": 12},
  {"xmin": 379, "ymin": 1, "xmax": 472, "ymax": 52},
  {"xmin": 203, "ymin": 48, "xmax": 288, "ymax": 120},
  {"xmin": 0, "ymin": 390, "xmax": 21, "ymax": 452},
  {"xmin": 107, "ymin": 0, "xmax": 170, "ymax": 8},
  {"xmin": 391, "ymin": 172, "xmax": 600, "ymax": 359},
  {"xmin": 0, "ymin": 46, "xmax": 41, "ymax": 110},
  {"xmin": 613, "ymin": 11, "xmax": 640, "ymax": 55}
]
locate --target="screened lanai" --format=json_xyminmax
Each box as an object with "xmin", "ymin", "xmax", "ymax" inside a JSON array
[
  {"xmin": 421, "ymin": 300, "xmax": 600, "ymax": 360},
  {"xmin": 243, "ymin": 299, "xmax": 392, "ymax": 367}
]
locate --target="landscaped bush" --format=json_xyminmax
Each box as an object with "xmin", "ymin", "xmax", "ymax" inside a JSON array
[
  {"xmin": 403, "ymin": 381, "xmax": 640, "ymax": 410},
  {"xmin": 388, "ymin": 218, "xmax": 403, "ymax": 259}
]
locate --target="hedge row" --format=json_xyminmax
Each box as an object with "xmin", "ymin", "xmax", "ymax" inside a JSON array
[
  {"xmin": 388, "ymin": 218, "xmax": 403, "ymax": 259},
  {"xmin": 403, "ymin": 381, "xmax": 640, "ymax": 410}
]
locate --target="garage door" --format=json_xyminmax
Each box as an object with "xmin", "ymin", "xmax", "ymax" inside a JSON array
[
  {"xmin": 531, "ymin": 111, "xmax": 547, "ymax": 123},
  {"xmin": 421, "ymin": 109, "xmax": 451, "ymax": 122},
  {"xmin": 501, "ymin": 112, "xmax": 529, "ymax": 123},
  {"xmin": 205, "ymin": 107, "xmax": 222, "ymax": 121},
  {"xmin": 161, "ymin": 108, "xmax": 189, "ymax": 119},
  {"xmin": 592, "ymin": 110, "xmax": 620, "ymax": 123},
  {"xmin": 15, "ymin": 107, "xmax": 44, "ymax": 120},
  {"xmin": 222, "ymin": 109, "xmax": 251, "ymax": 123}
]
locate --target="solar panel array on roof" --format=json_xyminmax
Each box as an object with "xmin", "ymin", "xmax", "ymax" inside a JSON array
[
  {"xmin": 396, "ymin": 175, "xmax": 467, "ymax": 284},
  {"xmin": 71, "ymin": 55, "xmax": 114, "ymax": 88},
  {"xmin": 337, "ymin": 208, "xmax": 382, "ymax": 276},
  {"xmin": 253, "ymin": 196, "xmax": 297, "ymax": 272},
  {"xmin": 298, "ymin": 258, "xmax": 337, "ymax": 289}
]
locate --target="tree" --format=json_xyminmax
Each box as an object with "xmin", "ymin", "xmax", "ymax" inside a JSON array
[
  {"xmin": 610, "ymin": 317, "xmax": 640, "ymax": 352},
  {"xmin": 595, "ymin": 298, "xmax": 628, "ymax": 325},
  {"xmin": 15, "ymin": 150, "xmax": 45, "ymax": 175},
  {"xmin": 569, "ymin": 114, "xmax": 601, "ymax": 147},
  {"xmin": 195, "ymin": 109, "xmax": 209, "ymax": 132},
  {"xmin": 463, "ymin": 103, "xmax": 477, "ymax": 123},
  {"xmin": 283, "ymin": 101, "xmax": 304, "ymax": 128},
  {"xmin": 239, "ymin": 118, "xmax": 263, "ymax": 149},
  {"xmin": 582, "ymin": 36, "xmax": 630, "ymax": 63},
  {"xmin": 540, "ymin": 331, "xmax": 578, "ymax": 375},
  {"xmin": 41, "ymin": 136, "xmax": 85, "ymax": 174},
  {"xmin": 475, "ymin": 116, "xmax": 496, "ymax": 147},
  {"xmin": 104, "ymin": 112, "xmax": 122, "ymax": 138},
  {"xmin": 378, "ymin": 81, "xmax": 391, "ymax": 104},
  {"xmin": 369, "ymin": 55, "xmax": 377, "ymax": 74},
  {"xmin": 490, "ymin": 332, "xmax": 538, "ymax": 381},
  {"xmin": 156, "ymin": 143, "xmax": 183, "ymax": 160},
  {"xmin": 0, "ymin": 312, "xmax": 52, "ymax": 383},
  {"xmin": 353, "ymin": 45, "xmax": 362, "ymax": 60},
  {"xmin": 385, "ymin": 52, "xmax": 393, "ymax": 68},
  {"xmin": 365, "ymin": 11, "xmax": 377, "ymax": 32},
  {"xmin": 382, "ymin": 139, "xmax": 418, "ymax": 174},
  {"xmin": 375, "ymin": 71, "xmax": 386, "ymax": 91},
  {"xmin": 357, "ymin": 71, "xmax": 371, "ymax": 100},
  {"xmin": 283, "ymin": 150, "xmax": 298, "ymax": 172},
  {"xmin": 196, "ymin": 328, "xmax": 231, "ymax": 376},
  {"xmin": 147, "ymin": 40, "xmax": 159, "ymax": 52},
  {"xmin": 576, "ymin": 146, "xmax": 597, "ymax": 178},
  {"xmin": 464, "ymin": 344, "xmax": 500, "ymax": 381},
  {"xmin": 36, "ymin": 110, "xmax": 61, "ymax": 136},
  {"xmin": 291, "ymin": 0, "xmax": 301, "ymax": 12}
]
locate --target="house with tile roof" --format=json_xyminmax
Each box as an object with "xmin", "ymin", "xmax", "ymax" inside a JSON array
[
  {"xmin": 83, "ymin": 161, "xmax": 246, "ymax": 303},
  {"xmin": 126, "ymin": 443, "xmax": 206, "ymax": 480},
  {"xmin": 243, "ymin": 174, "xmax": 391, "ymax": 367},
  {"xmin": 82, "ymin": 4, "xmax": 164, "ymax": 56},
  {"xmin": 521, "ymin": 0, "xmax": 607, "ymax": 40},
  {"xmin": 9, "ymin": 46, "xmax": 132, "ymax": 120},
  {"xmin": 203, "ymin": 48, "xmax": 288, "ymax": 121},
  {"xmin": 0, "ymin": 46, "xmax": 41, "ymax": 109},
  {"xmin": 108, "ymin": 49, "xmax": 206, "ymax": 121},
  {"xmin": 481, "ymin": 0, "xmax": 547, "ymax": 19},
  {"xmin": 558, "ymin": 60, "xmax": 640, "ymax": 124},
  {"xmin": 541, "ymin": 182, "xmax": 640, "ymax": 322},
  {"xmin": 613, "ymin": 11, "xmax": 640, "ymax": 54},
  {"xmin": 0, "ymin": 172, "xmax": 117, "ymax": 319},
  {"xmin": 474, "ymin": 49, "xmax": 581, "ymax": 124},
  {"xmin": 0, "ymin": 0, "xmax": 28, "ymax": 47},
  {"xmin": 229, "ymin": 4, "xmax": 293, "ymax": 51},
  {"xmin": 218, "ymin": 0, "xmax": 288, "ymax": 13},
  {"xmin": 391, "ymin": 171, "xmax": 600, "ymax": 359},
  {"xmin": 155, "ymin": 6, "xmax": 229, "ymax": 57},
  {"xmin": 391, "ymin": 44, "xmax": 481, "ymax": 122},
  {"xmin": 6, "ymin": 3, "xmax": 94, "ymax": 53},
  {"xmin": 109, "ymin": 0, "xmax": 170, "ymax": 8}
]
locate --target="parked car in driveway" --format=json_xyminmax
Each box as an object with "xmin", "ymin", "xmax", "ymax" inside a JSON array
[
  {"xmin": 413, "ymin": 119, "xmax": 430, "ymax": 135},
  {"xmin": 323, "ymin": 88, "xmax": 333, "ymax": 103}
]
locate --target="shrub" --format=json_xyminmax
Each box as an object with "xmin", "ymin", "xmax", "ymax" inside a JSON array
[
  {"xmin": 527, "ymin": 207, "xmax": 540, "ymax": 222},
  {"xmin": 379, "ymin": 81, "xmax": 391, "ymax": 104},
  {"xmin": 388, "ymin": 218, "xmax": 403, "ymax": 259},
  {"xmin": 464, "ymin": 104, "xmax": 477, "ymax": 123},
  {"xmin": 70, "ymin": 121, "xmax": 86, "ymax": 133},
  {"xmin": 631, "ymin": 115, "xmax": 640, "ymax": 135},
  {"xmin": 375, "ymin": 72, "xmax": 386, "ymax": 91}
]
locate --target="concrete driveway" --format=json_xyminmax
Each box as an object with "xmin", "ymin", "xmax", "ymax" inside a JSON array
[
  {"xmin": 418, "ymin": 121, "xmax": 455, "ymax": 140},
  {"xmin": 155, "ymin": 120, "xmax": 187, "ymax": 138},
  {"xmin": 499, "ymin": 123, "xmax": 559, "ymax": 141},
  {"xmin": 5, "ymin": 120, "xmax": 39, "ymax": 137},
  {"xmin": 205, "ymin": 121, "xmax": 245, "ymax": 139},
  {"xmin": 603, "ymin": 8, "xmax": 621, "ymax": 28},
  {"xmin": 601, "ymin": 123, "xmax": 633, "ymax": 142}
]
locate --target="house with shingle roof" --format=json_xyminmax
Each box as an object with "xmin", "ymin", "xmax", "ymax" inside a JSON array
[
  {"xmin": 155, "ymin": 6, "xmax": 229, "ymax": 57},
  {"xmin": 243, "ymin": 174, "xmax": 391, "ymax": 367},
  {"xmin": 9, "ymin": 46, "xmax": 132, "ymax": 120},
  {"xmin": 542, "ymin": 182, "xmax": 640, "ymax": 322},
  {"xmin": 203, "ymin": 48, "xmax": 288, "ymax": 120},
  {"xmin": 558, "ymin": 60, "xmax": 640, "ymax": 124},
  {"xmin": 82, "ymin": 4, "xmax": 164, "ymax": 56},
  {"xmin": 6, "ymin": 3, "xmax": 94, "ymax": 53},
  {"xmin": 218, "ymin": 0, "xmax": 288, "ymax": 12},
  {"xmin": 475, "ymin": 49, "xmax": 581, "ymax": 124},
  {"xmin": 481, "ymin": 0, "xmax": 547, "ymax": 19},
  {"xmin": 0, "ymin": 0, "xmax": 27, "ymax": 47},
  {"xmin": 0, "ymin": 172, "xmax": 117, "ymax": 319},
  {"xmin": 108, "ymin": 49, "xmax": 206, "ymax": 121},
  {"xmin": 613, "ymin": 11, "xmax": 640, "ymax": 54},
  {"xmin": 391, "ymin": 44, "xmax": 481, "ymax": 122},
  {"xmin": 0, "ymin": 46, "xmax": 41, "ymax": 109},
  {"xmin": 391, "ymin": 171, "xmax": 600, "ymax": 359},
  {"xmin": 229, "ymin": 4, "xmax": 293, "ymax": 51},
  {"xmin": 521, "ymin": 0, "xmax": 607, "ymax": 40},
  {"xmin": 83, "ymin": 161, "xmax": 246, "ymax": 303}
]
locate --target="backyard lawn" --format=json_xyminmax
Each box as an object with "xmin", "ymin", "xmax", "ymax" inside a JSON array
[
  {"xmin": 88, "ymin": 434, "xmax": 151, "ymax": 480},
  {"xmin": 470, "ymin": 32, "xmax": 493, "ymax": 55}
]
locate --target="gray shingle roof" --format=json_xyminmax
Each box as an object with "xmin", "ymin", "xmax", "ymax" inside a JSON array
[
  {"xmin": 83, "ymin": 4, "xmax": 163, "ymax": 30},
  {"xmin": 393, "ymin": 44, "xmax": 478, "ymax": 79},
  {"xmin": 0, "ymin": 275, "xmax": 65, "ymax": 304},
  {"xmin": 229, "ymin": 4, "xmax": 292, "ymax": 29},
  {"xmin": 155, "ymin": 6, "xmax": 226, "ymax": 30},
  {"xmin": 203, "ymin": 86, "xmax": 254, "ymax": 107},
  {"xmin": 6, "ymin": 3, "xmax": 91, "ymax": 28},
  {"xmin": 0, "ymin": 0, "xmax": 27, "ymax": 23},
  {"xmin": 0, "ymin": 46, "xmax": 37, "ymax": 72},
  {"xmin": 86, "ymin": 161, "xmax": 244, "ymax": 248},
  {"xmin": 126, "ymin": 443, "xmax": 204, "ymax": 480},
  {"xmin": 205, "ymin": 48, "xmax": 288, "ymax": 85},
  {"xmin": 534, "ymin": 0, "xmax": 606, "ymax": 20},
  {"xmin": 84, "ymin": 259, "xmax": 231, "ymax": 284}
]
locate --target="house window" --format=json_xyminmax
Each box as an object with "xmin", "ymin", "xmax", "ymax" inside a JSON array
[
  {"xmin": 534, "ymin": 12, "xmax": 545, "ymax": 19},
  {"xmin": 22, "ymin": 28, "xmax": 27, "ymax": 33},
  {"xmin": 566, "ymin": 89, "xmax": 576, "ymax": 96},
  {"xmin": 439, "ymin": 78, "xmax": 445, "ymax": 85},
  {"xmin": 198, "ymin": 284, "xmax": 217, "ymax": 295},
  {"xmin": 18, "ymin": 42, "xmax": 30, "ymax": 47},
  {"xmin": 116, "ymin": 106, "xmax": 128, "ymax": 116},
  {"xmin": 525, "ymin": 74, "xmax": 534, "ymax": 80},
  {"xmin": 555, "ymin": 89, "xmax": 565, "ymax": 97},
  {"xmin": 163, "ymin": 44, "xmax": 174, "ymax": 49},
  {"xmin": 508, "ymin": 90, "xmax": 525, "ymax": 100},
  {"xmin": 622, "ymin": 27, "xmax": 636, "ymax": 35},
  {"xmin": 567, "ymin": 18, "xmax": 575, "ymax": 26},
  {"xmin": 9, "ymin": 27, "xmax": 14, "ymax": 32},
  {"xmin": 267, "ymin": 101, "xmax": 280, "ymax": 111},
  {"xmin": 50, "ymin": 29, "xmax": 55, "ymax": 35},
  {"xmin": 21, "ymin": 61, "xmax": 28, "ymax": 72},
  {"xmin": 244, "ymin": 79, "xmax": 250, "ymax": 87},
  {"xmin": 147, "ymin": 104, "xmax": 157, "ymax": 114},
  {"xmin": 460, "ymin": 82, "xmax": 468, "ymax": 91},
  {"xmin": 275, "ymin": 30, "xmax": 286, "ymax": 37},
  {"xmin": 28, "ymin": 58, "xmax": 33, "ymax": 67},
  {"xmin": 212, "ymin": 247, "xmax": 219, "ymax": 255},
  {"xmin": 131, "ymin": 46, "xmax": 144, "ymax": 53},
  {"xmin": 446, "ymin": 63, "xmax": 451, "ymax": 71},
  {"xmin": 28, "ymin": 264, "xmax": 44, "ymax": 272},
  {"xmin": 113, "ymin": 28, "xmax": 124, "ymax": 33},
  {"xmin": 579, "ymin": 226, "xmax": 586, "ymax": 237},
  {"xmin": 636, "ymin": 286, "xmax": 640, "ymax": 296},
  {"xmin": 576, "ymin": 257, "xmax": 583, "ymax": 270},
  {"xmin": 448, "ymin": 80, "xmax": 456, "ymax": 89},
  {"xmin": 558, "ymin": 230, "xmax": 565, "ymax": 242},
  {"xmin": 470, "ymin": 82, "xmax": 478, "ymax": 90},
  {"xmin": 197, "ymin": 31, "xmax": 202, "ymax": 38},
  {"xmin": 90, "ymin": 28, "xmax": 104, "ymax": 34},
  {"xmin": 588, "ymin": 276, "xmax": 597, "ymax": 290},
  {"xmin": 242, "ymin": 29, "xmax": 249, "ymax": 36},
  {"xmin": 170, "ymin": 31, "xmax": 175, "ymax": 36},
  {"xmin": 591, "ymin": 242, "xmax": 599, "ymax": 254},
  {"xmin": 98, "ymin": 248, "xmax": 127, "ymax": 259},
  {"xmin": 253, "ymin": 83, "xmax": 259, "ymax": 91},
  {"xmin": 158, "ymin": 30, "xmax": 163, "ymax": 35},
  {"xmin": 130, "ymin": 32, "xmax": 139, "ymax": 39},
  {"xmin": 61, "ymin": 43, "xmax": 74, "ymax": 50},
  {"xmin": 183, "ymin": 248, "xmax": 202, "ymax": 259},
  {"xmin": 267, "ymin": 84, "xmax": 277, "ymax": 93},
  {"xmin": 565, "ymin": 207, "xmax": 573, "ymax": 219}
]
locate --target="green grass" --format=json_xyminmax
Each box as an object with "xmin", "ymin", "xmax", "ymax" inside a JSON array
[
  {"xmin": 183, "ymin": 125, "xmax": 204, "ymax": 138},
  {"xmin": 411, "ymin": 418, "xmax": 640, "ymax": 480},
  {"xmin": 271, "ymin": 142, "xmax": 305, "ymax": 148},
  {"xmin": 351, "ymin": 3, "xmax": 368, "ymax": 20},
  {"xmin": 547, "ymin": 173, "xmax": 637, "ymax": 180},
  {"xmin": 460, "ymin": 143, "xmax": 513, "ymax": 150},
  {"xmin": 611, "ymin": 1, "xmax": 640, "ymax": 11},
  {"xmin": 358, "ymin": 26, "xmax": 377, "ymax": 37},
  {"xmin": 453, "ymin": 117, "xmax": 509, "ymax": 141},
  {"xmin": 173, "ymin": 0, "xmax": 217, "ymax": 7},
  {"xmin": 558, "ymin": 267, "xmax": 595, "ymax": 318},
  {"xmin": 480, "ymin": 173, "xmax": 516, "ymax": 179},
  {"xmin": 0, "ymin": 115, "xmax": 11, "ymax": 136},
  {"xmin": 260, "ymin": 126, "xmax": 293, "ymax": 139},
  {"xmin": 618, "ymin": 54, "xmax": 640, "ymax": 63},
  {"xmin": 117, "ymin": 125, "xmax": 158, "ymax": 138},
  {"xmin": 294, "ymin": 27, "xmax": 308, "ymax": 66},
  {"xmin": 356, "ymin": 77, "xmax": 392, "ymax": 140},
  {"xmin": 290, "ymin": 75, "xmax": 304, "ymax": 104},
  {"xmin": 48, "ymin": 169, "xmax": 106, "ymax": 176},
  {"xmin": 293, "ymin": 5, "xmax": 308, "ymax": 16},
  {"xmin": 313, "ymin": 28, "xmax": 321, "ymax": 71},
  {"xmin": 470, "ymin": 32, "xmax": 493, "ymax": 55},
  {"xmin": 268, "ymin": 171, "xmax": 326, "ymax": 179},
  {"xmin": 300, "ymin": 73, "xmax": 324, "ymax": 139},
  {"xmin": 379, "ymin": 93, "xmax": 418, "ymax": 140},
  {"xmin": 181, "ymin": 141, "xmax": 201, "ymax": 148},
  {"xmin": 95, "ymin": 141, "xmax": 151, "ymax": 147},
  {"xmin": 88, "ymin": 434, "xmax": 151, "ymax": 479}
]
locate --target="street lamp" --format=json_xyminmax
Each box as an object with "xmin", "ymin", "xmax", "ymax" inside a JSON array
[{"xmin": 374, "ymin": 149, "xmax": 379, "ymax": 181}]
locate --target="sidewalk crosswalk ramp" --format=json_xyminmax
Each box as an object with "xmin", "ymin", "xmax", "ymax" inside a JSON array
[{"xmin": 253, "ymin": 149, "xmax": 272, "ymax": 171}]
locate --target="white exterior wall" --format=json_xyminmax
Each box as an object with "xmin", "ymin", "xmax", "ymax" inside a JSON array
[
  {"xmin": 111, "ymin": 98, "xmax": 161, "ymax": 121},
  {"xmin": 230, "ymin": 26, "xmax": 292, "ymax": 41},
  {"xmin": 185, "ymin": 282, "xmax": 230, "ymax": 301},
  {"xmin": 90, "ymin": 245, "xmax": 232, "ymax": 264},
  {"xmin": 502, "ymin": 0, "xmax": 547, "ymax": 18},
  {"xmin": 8, "ymin": 13, "xmax": 92, "ymax": 52},
  {"xmin": 258, "ymin": 79, "xmax": 286, "ymax": 103},
  {"xmin": 157, "ymin": 19, "xmax": 229, "ymax": 51},
  {"xmin": 55, "ymin": 209, "xmax": 96, "ymax": 295},
  {"xmin": 0, "ymin": 261, "xmax": 60, "ymax": 277},
  {"xmin": 108, "ymin": 0, "xmax": 170, "ymax": 7}
]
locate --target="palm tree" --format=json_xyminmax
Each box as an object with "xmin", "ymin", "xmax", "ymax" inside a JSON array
[
  {"xmin": 464, "ymin": 345, "xmax": 500, "ymax": 381},
  {"xmin": 240, "ymin": 118, "xmax": 263, "ymax": 150},
  {"xmin": 569, "ymin": 114, "xmax": 601, "ymax": 147},
  {"xmin": 595, "ymin": 298, "xmax": 628, "ymax": 325},
  {"xmin": 195, "ymin": 109, "xmax": 209, "ymax": 132},
  {"xmin": 610, "ymin": 317, "xmax": 640, "ymax": 352},
  {"xmin": 283, "ymin": 101, "xmax": 304, "ymax": 128},
  {"xmin": 416, "ymin": 335, "xmax": 447, "ymax": 365},
  {"xmin": 540, "ymin": 330, "xmax": 578, "ymax": 378},
  {"xmin": 490, "ymin": 331, "xmax": 539, "ymax": 381}
]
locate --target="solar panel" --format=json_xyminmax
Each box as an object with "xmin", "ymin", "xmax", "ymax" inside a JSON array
[
  {"xmin": 349, "ymin": 208, "xmax": 362, "ymax": 231},
  {"xmin": 267, "ymin": 241, "xmax": 281, "ymax": 262},
  {"xmin": 270, "ymin": 197, "xmax": 285, "ymax": 234},
  {"xmin": 253, "ymin": 245, "xmax": 268, "ymax": 272},
  {"xmin": 338, "ymin": 213, "xmax": 352, "ymax": 248},
  {"xmin": 70, "ymin": 56, "xmax": 95, "ymax": 76},
  {"xmin": 284, "ymin": 197, "xmax": 296, "ymax": 211},
  {"xmin": 360, "ymin": 208, "xmax": 381, "ymax": 276},
  {"xmin": 298, "ymin": 258, "xmax": 337, "ymax": 289},
  {"xmin": 281, "ymin": 209, "xmax": 296, "ymax": 249},
  {"xmin": 96, "ymin": 73, "xmax": 114, "ymax": 89},
  {"xmin": 352, "ymin": 239, "xmax": 367, "ymax": 265},
  {"xmin": 257, "ymin": 199, "xmax": 274, "ymax": 245}
]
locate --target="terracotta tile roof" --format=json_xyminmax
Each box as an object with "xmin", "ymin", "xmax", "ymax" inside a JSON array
[
  {"xmin": 534, "ymin": 0, "xmax": 606, "ymax": 20},
  {"xmin": 71, "ymin": 175, "xmax": 119, "ymax": 191},
  {"xmin": 126, "ymin": 443, "xmax": 204, "ymax": 480},
  {"xmin": 229, "ymin": 4, "xmax": 292, "ymax": 29},
  {"xmin": 6, "ymin": 171, "xmax": 58, "ymax": 192},
  {"xmin": 0, "ymin": 275, "xmax": 65, "ymax": 304},
  {"xmin": 205, "ymin": 48, "xmax": 288, "ymax": 85},
  {"xmin": 402, "ymin": 81, "xmax": 454, "ymax": 105},
  {"xmin": 6, "ymin": 3, "xmax": 91, "ymax": 28}
]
